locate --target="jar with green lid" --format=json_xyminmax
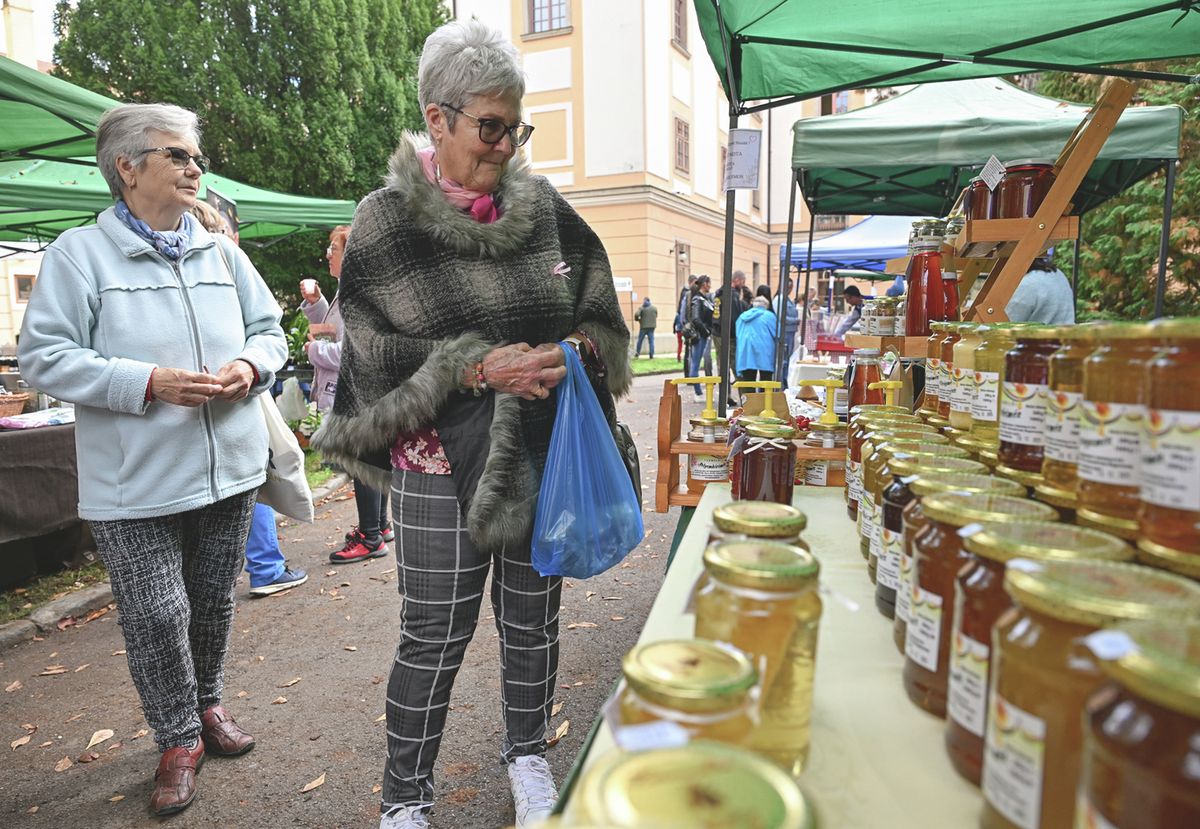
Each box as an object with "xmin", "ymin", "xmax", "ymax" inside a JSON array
[
  {"xmin": 566, "ymin": 741, "xmax": 815, "ymax": 828},
  {"xmin": 733, "ymin": 423, "xmax": 797, "ymax": 503},
  {"xmin": 968, "ymin": 325, "xmax": 1030, "ymax": 448},
  {"xmin": 695, "ymin": 541, "xmax": 822, "ymax": 775},
  {"xmin": 949, "ymin": 323, "xmax": 984, "ymax": 431},
  {"xmin": 945, "ymin": 522, "xmax": 1133, "ymax": 786},
  {"xmin": 711, "ymin": 501, "xmax": 809, "ymax": 550},
  {"xmin": 1036, "ymin": 323, "xmax": 1102, "ymax": 508},
  {"xmin": 893, "ymin": 473, "xmax": 1026, "ymax": 654},
  {"xmin": 1077, "ymin": 322, "xmax": 1162, "ymax": 540},
  {"xmin": 997, "ymin": 326, "xmax": 1060, "ymax": 487},
  {"xmin": 1078, "ymin": 620, "xmax": 1200, "ymax": 829},
  {"xmin": 904, "ymin": 493, "xmax": 1057, "ymax": 718},
  {"xmin": 859, "ymin": 433, "xmax": 959, "ymax": 564},
  {"xmin": 981, "ymin": 559, "xmax": 1200, "ymax": 829},
  {"xmin": 616, "ymin": 639, "xmax": 758, "ymax": 747}
]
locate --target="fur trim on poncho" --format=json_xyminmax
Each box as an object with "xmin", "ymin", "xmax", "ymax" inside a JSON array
[{"xmin": 313, "ymin": 133, "xmax": 631, "ymax": 551}]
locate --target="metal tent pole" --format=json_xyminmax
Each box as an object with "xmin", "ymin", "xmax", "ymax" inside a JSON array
[
  {"xmin": 798, "ymin": 208, "xmax": 818, "ymax": 356},
  {"xmin": 776, "ymin": 173, "xmax": 800, "ymax": 382},
  {"xmin": 711, "ymin": 0, "xmax": 739, "ymax": 412},
  {"xmin": 1154, "ymin": 161, "xmax": 1176, "ymax": 319}
]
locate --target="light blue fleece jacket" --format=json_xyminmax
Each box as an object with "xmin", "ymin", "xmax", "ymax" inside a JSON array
[{"xmin": 17, "ymin": 207, "xmax": 287, "ymax": 520}]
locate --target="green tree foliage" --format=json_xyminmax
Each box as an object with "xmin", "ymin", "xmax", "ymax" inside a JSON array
[
  {"xmin": 53, "ymin": 0, "xmax": 445, "ymax": 297},
  {"xmin": 1036, "ymin": 63, "xmax": 1199, "ymax": 319}
]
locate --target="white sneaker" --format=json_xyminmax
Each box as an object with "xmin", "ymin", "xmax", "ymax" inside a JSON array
[
  {"xmin": 508, "ymin": 754, "xmax": 558, "ymax": 826},
  {"xmin": 380, "ymin": 804, "xmax": 429, "ymax": 829}
]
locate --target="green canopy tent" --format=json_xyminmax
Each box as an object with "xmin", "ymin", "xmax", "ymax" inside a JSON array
[{"xmin": 0, "ymin": 57, "xmax": 115, "ymax": 163}]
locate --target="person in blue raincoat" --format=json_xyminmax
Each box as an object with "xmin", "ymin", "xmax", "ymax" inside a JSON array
[{"xmin": 735, "ymin": 295, "xmax": 778, "ymax": 382}]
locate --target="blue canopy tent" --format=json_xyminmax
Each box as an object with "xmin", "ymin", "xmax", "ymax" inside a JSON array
[{"xmin": 779, "ymin": 215, "xmax": 920, "ymax": 271}]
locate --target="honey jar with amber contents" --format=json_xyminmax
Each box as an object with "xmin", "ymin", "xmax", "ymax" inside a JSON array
[
  {"xmin": 856, "ymin": 426, "xmax": 945, "ymax": 560},
  {"xmin": 921, "ymin": 321, "xmax": 948, "ymax": 418},
  {"xmin": 860, "ymin": 433, "xmax": 957, "ymax": 565},
  {"xmin": 997, "ymin": 326, "xmax": 1060, "ymax": 485},
  {"xmin": 1035, "ymin": 324, "xmax": 1101, "ymax": 509},
  {"xmin": 711, "ymin": 501, "xmax": 809, "ymax": 550},
  {"xmin": 968, "ymin": 325, "xmax": 1026, "ymax": 448},
  {"xmin": 981, "ymin": 559, "xmax": 1200, "ymax": 829},
  {"xmin": 737, "ymin": 423, "xmax": 798, "ymax": 505},
  {"xmin": 846, "ymin": 412, "xmax": 926, "ymax": 517},
  {"xmin": 933, "ymin": 323, "xmax": 965, "ymax": 426}
]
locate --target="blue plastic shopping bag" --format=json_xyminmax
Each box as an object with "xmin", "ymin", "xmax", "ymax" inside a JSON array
[{"xmin": 531, "ymin": 344, "xmax": 644, "ymax": 579}]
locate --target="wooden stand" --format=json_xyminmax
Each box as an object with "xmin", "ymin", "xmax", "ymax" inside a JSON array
[{"xmin": 655, "ymin": 379, "xmax": 727, "ymax": 511}]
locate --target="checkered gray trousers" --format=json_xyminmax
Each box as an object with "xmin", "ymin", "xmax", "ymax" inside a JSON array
[
  {"xmin": 90, "ymin": 490, "xmax": 256, "ymax": 751},
  {"xmin": 382, "ymin": 469, "xmax": 562, "ymax": 813}
]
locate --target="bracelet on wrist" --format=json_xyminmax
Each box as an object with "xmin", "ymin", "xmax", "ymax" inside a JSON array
[{"xmin": 471, "ymin": 361, "xmax": 488, "ymax": 397}]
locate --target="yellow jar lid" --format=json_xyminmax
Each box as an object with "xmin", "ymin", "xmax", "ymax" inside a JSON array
[
  {"xmin": 1033, "ymin": 483, "xmax": 1078, "ymax": 510},
  {"xmin": 1057, "ymin": 323, "xmax": 1104, "ymax": 342},
  {"xmin": 622, "ymin": 639, "xmax": 757, "ymax": 712},
  {"xmin": 1012, "ymin": 326, "xmax": 1062, "ymax": 341},
  {"xmin": 744, "ymin": 422, "xmax": 797, "ymax": 440},
  {"xmin": 1091, "ymin": 321, "xmax": 1158, "ymax": 339},
  {"xmin": 1003, "ymin": 559, "xmax": 1200, "ymax": 628},
  {"xmin": 908, "ymin": 472, "xmax": 1025, "ymax": 498},
  {"xmin": 994, "ymin": 463, "xmax": 1043, "ymax": 489},
  {"xmin": 1149, "ymin": 316, "xmax": 1200, "ymax": 340},
  {"xmin": 962, "ymin": 521, "xmax": 1133, "ymax": 564},
  {"xmin": 850, "ymin": 404, "xmax": 910, "ymax": 417},
  {"xmin": 921, "ymin": 492, "xmax": 1057, "ymax": 528},
  {"xmin": 810, "ymin": 422, "xmax": 848, "ymax": 434},
  {"xmin": 867, "ymin": 437, "xmax": 949, "ymax": 459},
  {"xmin": 703, "ymin": 541, "xmax": 819, "ymax": 591},
  {"xmin": 575, "ymin": 742, "xmax": 815, "ymax": 829},
  {"xmin": 713, "ymin": 502, "xmax": 807, "ymax": 538},
  {"xmin": 737, "ymin": 415, "xmax": 788, "ymax": 427},
  {"xmin": 1136, "ymin": 537, "xmax": 1200, "ymax": 579},
  {"xmin": 690, "ymin": 416, "xmax": 728, "ymax": 428},
  {"xmin": 1100, "ymin": 620, "xmax": 1200, "ymax": 720},
  {"xmin": 879, "ymin": 442, "xmax": 969, "ymax": 460},
  {"xmin": 858, "ymin": 412, "xmax": 924, "ymax": 426},
  {"xmin": 889, "ymin": 455, "xmax": 988, "ymax": 477},
  {"xmin": 865, "ymin": 423, "xmax": 942, "ymax": 438}
]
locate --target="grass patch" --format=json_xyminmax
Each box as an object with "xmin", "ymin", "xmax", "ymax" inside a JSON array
[
  {"xmin": 305, "ymin": 449, "xmax": 336, "ymax": 491},
  {"xmin": 0, "ymin": 561, "xmax": 109, "ymax": 626},
  {"xmin": 630, "ymin": 348, "xmax": 717, "ymax": 377}
]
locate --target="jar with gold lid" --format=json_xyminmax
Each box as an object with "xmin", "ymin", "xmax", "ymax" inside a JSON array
[
  {"xmin": 1035, "ymin": 323, "xmax": 1102, "ymax": 510},
  {"xmin": 904, "ymin": 493, "xmax": 1057, "ymax": 718},
  {"xmin": 565, "ymin": 741, "xmax": 815, "ymax": 828},
  {"xmin": 1077, "ymin": 322, "xmax": 1162, "ymax": 540},
  {"xmin": 933, "ymin": 323, "xmax": 965, "ymax": 427},
  {"xmin": 968, "ymin": 325, "xmax": 1032, "ymax": 448},
  {"xmin": 686, "ymin": 414, "xmax": 731, "ymax": 493},
  {"xmin": 616, "ymin": 639, "xmax": 758, "ymax": 747},
  {"xmin": 949, "ymin": 324, "xmax": 983, "ymax": 431},
  {"xmin": 1137, "ymin": 317, "xmax": 1200, "ymax": 578},
  {"xmin": 712, "ymin": 501, "xmax": 809, "ymax": 550},
  {"xmin": 845, "ymin": 412, "xmax": 924, "ymax": 518},
  {"xmin": 801, "ymin": 421, "xmax": 847, "ymax": 487},
  {"xmin": 944, "ymin": 522, "xmax": 1132, "ymax": 785},
  {"xmin": 728, "ymin": 415, "xmax": 787, "ymax": 500},
  {"xmin": 921, "ymin": 321, "xmax": 948, "ymax": 418},
  {"xmin": 1078, "ymin": 620, "xmax": 1200, "ymax": 829},
  {"xmin": 997, "ymin": 326, "xmax": 1061, "ymax": 486},
  {"xmin": 860, "ymin": 433, "xmax": 958, "ymax": 564},
  {"xmin": 855, "ymin": 425, "xmax": 946, "ymax": 555},
  {"xmin": 981, "ymin": 559, "xmax": 1200, "ymax": 829},
  {"xmin": 695, "ymin": 541, "xmax": 822, "ymax": 775},
  {"xmin": 736, "ymin": 423, "xmax": 797, "ymax": 505}
]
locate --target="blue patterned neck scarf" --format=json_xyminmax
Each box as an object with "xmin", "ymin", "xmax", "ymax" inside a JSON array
[{"xmin": 114, "ymin": 200, "xmax": 193, "ymax": 260}]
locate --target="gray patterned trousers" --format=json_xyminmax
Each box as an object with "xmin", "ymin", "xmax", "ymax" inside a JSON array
[{"xmin": 90, "ymin": 489, "xmax": 256, "ymax": 751}]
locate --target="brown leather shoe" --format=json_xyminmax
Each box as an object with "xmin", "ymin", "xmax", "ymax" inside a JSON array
[
  {"xmin": 150, "ymin": 741, "xmax": 204, "ymax": 816},
  {"xmin": 199, "ymin": 705, "xmax": 255, "ymax": 757}
]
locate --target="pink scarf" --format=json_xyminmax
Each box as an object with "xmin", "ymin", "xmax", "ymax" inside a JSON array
[{"xmin": 417, "ymin": 146, "xmax": 500, "ymax": 224}]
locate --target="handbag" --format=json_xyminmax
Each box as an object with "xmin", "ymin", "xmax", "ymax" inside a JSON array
[{"xmin": 257, "ymin": 393, "xmax": 315, "ymax": 523}]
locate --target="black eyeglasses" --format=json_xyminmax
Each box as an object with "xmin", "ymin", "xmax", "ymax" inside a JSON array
[
  {"xmin": 136, "ymin": 146, "xmax": 210, "ymax": 173},
  {"xmin": 439, "ymin": 103, "xmax": 534, "ymax": 147}
]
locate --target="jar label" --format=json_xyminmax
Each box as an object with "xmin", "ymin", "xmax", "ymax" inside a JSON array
[
  {"xmin": 878, "ymin": 527, "xmax": 902, "ymax": 589},
  {"xmin": 947, "ymin": 632, "xmax": 990, "ymax": 737},
  {"xmin": 950, "ymin": 366, "xmax": 975, "ymax": 414},
  {"xmin": 927, "ymin": 358, "xmax": 942, "ymax": 397},
  {"xmin": 1043, "ymin": 390, "xmax": 1082, "ymax": 464},
  {"xmin": 805, "ymin": 461, "xmax": 828, "ymax": 486},
  {"xmin": 999, "ymin": 382, "xmax": 1048, "ymax": 447},
  {"xmin": 1141, "ymin": 408, "xmax": 1200, "ymax": 512},
  {"xmin": 904, "ymin": 582, "xmax": 942, "ymax": 672},
  {"xmin": 1074, "ymin": 792, "xmax": 1118, "ymax": 829},
  {"xmin": 971, "ymin": 371, "xmax": 1001, "ymax": 422},
  {"xmin": 847, "ymin": 460, "xmax": 863, "ymax": 501},
  {"xmin": 983, "ymin": 693, "xmax": 1045, "ymax": 829},
  {"xmin": 858, "ymin": 490, "xmax": 875, "ymax": 540},
  {"xmin": 939, "ymin": 360, "xmax": 954, "ymax": 400},
  {"xmin": 869, "ymin": 510, "xmax": 883, "ymax": 563},
  {"xmin": 896, "ymin": 548, "xmax": 914, "ymax": 623},
  {"xmin": 1078, "ymin": 401, "xmax": 1143, "ymax": 485},
  {"xmin": 690, "ymin": 455, "xmax": 729, "ymax": 482}
]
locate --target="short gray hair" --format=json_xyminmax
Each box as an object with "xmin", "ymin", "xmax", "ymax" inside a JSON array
[
  {"xmin": 418, "ymin": 20, "xmax": 525, "ymax": 130},
  {"xmin": 96, "ymin": 103, "xmax": 201, "ymax": 199}
]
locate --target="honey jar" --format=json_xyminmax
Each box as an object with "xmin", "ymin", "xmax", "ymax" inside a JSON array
[
  {"xmin": 728, "ymin": 415, "xmax": 787, "ymax": 500},
  {"xmin": 686, "ymin": 415, "xmax": 731, "ymax": 493},
  {"xmin": 934, "ymin": 323, "xmax": 964, "ymax": 426},
  {"xmin": 695, "ymin": 541, "xmax": 822, "ymax": 775},
  {"xmin": 1035, "ymin": 324, "xmax": 1102, "ymax": 512},
  {"xmin": 1137, "ymin": 317, "xmax": 1200, "ymax": 577},
  {"xmin": 921, "ymin": 321, "xmax": 948, "ymax": 418},
  {"xmin": 801, "ymin": 422, "xmax": 847, "ymax": 487},
  {"xmin": 712, "ymin": 502, "xmax": 809, "ymax": 550},
  {"xmin": 944, "ymin": 522, "xmax": 1132, "ymax": 785},
  {"xmin": 969, "ymin": 325, "xmax": 1024, "ymax": 447},
  {"xmin": 860, "ymin": 433, "xmax": 957, "ymax": 565},
  {"xmin": 1078, "ymin": 620, "xmax": 1200, "ymax": 829},
  {"xmin": 997, "ymin": 326, "xmax": 1060, "ymax": 481},
  {"xmin": 846, "ymin": 412, "xmax": 924, "ymax": 518},
  {"xmin": 1077, "ymin": 323, "xmax": 1161, "ymax": 539},
  {"xmin": 904, "ymin": 493, "xmax": 1057, "ymax": 718},
  {"xmin": 981, "ymin": 559, "xmax": 1200, "ymax": 829},
  {"xmin": 855, "ymin": 424, "xmax": 945, "ymax": 554},
  {"xmin": 736, "ymin": 423, "xmax": 798, "ymax": 505},
  {"xmin": 847, "ymin": 348, "xmax": 884, "ymax": 411},
  {"xmin": 949, "ymin": 324, "xmax": 983, "ymax": 431}
]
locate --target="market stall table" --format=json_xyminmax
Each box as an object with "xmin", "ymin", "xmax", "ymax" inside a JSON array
[
  {"xmin": 561, "ymin": 483, "xmax": 982, "ymax": 826},
  {"xmin": 0, "ymin": 424, "xmax": 79, "ymax": 544}
]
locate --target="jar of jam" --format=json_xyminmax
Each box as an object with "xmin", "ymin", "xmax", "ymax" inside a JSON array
[
  {"xmin": 855, "ymin": 421, "xmax": 943, "ymax": 529},
  {"xmin": 981, "ymin": 559, "xmax": 1200, "ymax": 829},
  {"xmin": 802, "ymin": 422, "xmax": 847, "ymax": 487},
  {"xmin": 1078, "ymin": 620, "xmax": 1200, "ymax": 829},
  {"xmin": 687, "ymin": 414, "xmax": 732, "ymax": 493},
  {"xmin": 904, "ymin": 493, "xmax": 1057, "ymax": 718},
  {"xmin": 846, "ymin": 412, "xmax": 924, "ymax": 517},
  {"xmin": 965, "ymin": 176, "xmax": 997, "ymax": 221},
  {"xmin": 969, "ymin": 325, "xmax": 1027, "ymax": 447},
  {"xmin": 695, "ymin": 541, "xmax": 822, "ymax": 775},
  {"xmin": 729, "ymin": 414, "xmax": 787, "ymax": 500},
  {"xmin": 566, "ymin": 742, "xmax": 814, "ymax": 828},
  {"xmin": 1036, "ymin": 323, "xmax": 1101, "ymax": 510},
  {"xmin": 934, "ymin": 323, "xmax": 965, "ymax": 426},
  {"xmin": 998, "ymin": 326, "xmax": 1059, "ymax": 480},
  {"xmin": 712, "ymin": 501, "xmax": 809, "ymax": 550},
  {"xmin": 1077, "ymin": 322, "xmax": 1162, "ymax": 540},
  {"xmin": 945, "ymin": 522, "xmax": 1133, "ymax": 785},
  {"xmin": 922, "ymin": 321, "xmax": 947, "ymax": 417},
  {"xmin": 859, "ymin": 432, "xmax": 954, "ymax": 563},
  {"xmin": 1138, "ymin": 317, "xmax": 1200, "ymax": 578},
  {"xmin": 996, "ymin": 161, "xmax": 1056, "ymax": 219},
  {"xmin": 847, "ymin": 348, "xmax": 884, "ymax": 412},
  {"xmin": 905, "ymin": 241, "xmax": 946, "ymax": 337},
  {"xmin": 949, "ymin": 324, "xmax": 983, "ymax": 431},
  {"xmin": 737, "ymin": 423, "xmax": 797, "ymax": 505},
  {"xmin": 616, "ymin": 639, "xmax": 758, "ymax": 746},
  {"xmin": 894, "ymin": 473, "xmax": 1026, "ymax": 654}
]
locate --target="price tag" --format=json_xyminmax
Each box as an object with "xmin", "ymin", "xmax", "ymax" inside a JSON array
[{"xmin": 980, "ymin": 155, "xmax": 1005, "ymax": 191}]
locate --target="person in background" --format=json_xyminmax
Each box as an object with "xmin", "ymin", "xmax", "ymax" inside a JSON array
[
  {"xmin": 674, "ymin": 274, "xmax": 696, "ymax": 362},
  {"xmin": 633, "ymin": 296, "xmax": 658, "ymax": 358},
  {"xmin": 1005, "ymin": 255, "xmax": 1075, "ymax": 324},
  {"xmin": 756, "ymin": 283, "xmax": 773, "ymax": 303},
  {"xmin": 711, "ymin": 269, "xmax": 747, "ymax": 386},
  {"xmin": 735, "ymin": 295, "xmax": 777, "ymax": 383},
  {"xmin": 686, "ymin": 274, "xmax": 715, "ymax": 398},
  {"xmin": 834, "ymin": 284, "xmax": 865, "ymax": 336},
  {"xmin": 18, "ymin": 103, "xmax": 287, "ymax": 816},
  {"xmin": 302, "ymin": 226, "xmax": 394, "ymax": 562},
  {"xmin": 190, "ymin": 200, "xmax": 308, "ymax": 599},
  {"xmin": 772, "ymin": 281, "xmax": 800, "ymax": 379},
  {"xmin": 886, "ymin": 274, "xmax": 906, "ymax": 297}
]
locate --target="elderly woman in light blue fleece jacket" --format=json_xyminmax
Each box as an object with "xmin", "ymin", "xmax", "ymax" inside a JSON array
[{"xmin": 17, "ymin": 103, "xmax": 286, "ymax": 817}]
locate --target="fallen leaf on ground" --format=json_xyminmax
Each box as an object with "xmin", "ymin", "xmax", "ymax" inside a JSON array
[
  {"xmin": 83, "ymin": 606, "xmax": 112, "ymax": 623},
  {"xmin": 109, "ymin": 795, "xmax": 125, "ymax": 803},
  {"xmin": 371, "ymin": 784, "xmax": 382, "ymax": 794},
  {"xmin": 131, "ymin": 729, "xmax": 148, "ymax": 740},
  {"xmin": 566, "ymin": 622, "xmax": 598, "ymax": 630},
  {"xmin": 65, "ymin": 713, "xmax": 85, "ymax": 723},
  {"xmin": 601, "ymin": 596, "xmax": 622, "ymax": 601},
  {"xmin": 325, "ymin": 569, "xmax": 337, "ymax": 577},
  {"xmin": 374, "ymin": 714, "xmax": 386, "ymax": 722},
  {"xmin": 86, "ymin": 729, "xmax": 115, "ymax": 749},
  {"xmin": 54, "ymin": 756, "xmax": 72, "ymax": 772},
  {"xmin": 272, "ymin": 696, "xmax": 288, "ymax": 705},
  {"xmin": 279, "ymin": 677, "xmax": 302, "ymax": 688},
  {"xmin": 551, "ymin": 702, "xmax": 564, "ymax": 717},
  {"xmin": 74, "ymin": 664, "xmax": 91, "ymax": 673},
  {"xmin": 27, "ymin": 805, "xmax": 38, "ymax": 813},
  {"xmin": 111, "ymin": 650, "xmax": 126, "ymax": 656},
  {"xmin": 11, "ymin": 735, "xmax": 31, "ymax": 750},
  {"xmin": 256, "ymin": 655, "xmax": 265, "ymax": 662},
  {"xmin": 21, "ymin": 723, "xmax": 35, "ymax": 731},
  {"xmin": 344, "ymin": 646, "xmax": 357, "ymax": 652},
  {"xmin": 5, "ymin": 680, "xmax": 22, "ymax": 692},
  {"xmin": 39, "ymin": 741, "xmax": 52, "ymax": 748},
  {"xmin": 444, "ymin": 787, "xmax": 479, "ymax": 804},
  {"xmin": 610, "ymin": 616, "xmax": 626, "ymax": 621},
  {"xmin": 107, "ymin": 742, "xmax": 122, "ymax": 751},
  {"xmin": 236, "ymin": 690, "xmax": 248, "ymax": 698},
  {"xmin": 573, "ymin": 681, "xmax": 583, "ymax": 686},
  {"xmin": 378, "ymin": 568, "xmax": 395, "ymax": 575},
  {"xmin": 547, "ymin": 720, "xmax": 570, "ymax": 747},
  {"xmin": 585, "ymin": 591, "xmax": 596, "ymax": 600},
  {"xmin": 77, "ymin": 751, "xmax": 100, "ymax": 763},
  {"xmin": 39, "ymin": 666, "xmax": 68, "ymax": 676},
  {"xmin": 56, "ymin": 617, "xmax": 76, "ymax": 631},
  {"xmin": 301, "ymin": 772, "xmax": 326, "ymax": 793}
]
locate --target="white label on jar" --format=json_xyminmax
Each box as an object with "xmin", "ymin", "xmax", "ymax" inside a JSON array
[
  {"xmin": 1141, "ymin": 408, "xmax": 1200, "ymax": 512},
  {"xmin": 950, "ymin": 366, "xmax": 975, "ymax": 414},
  {"xmin": 971, "ymin": 371, "xmax": 1001, "ymax": 422},
  {"xmin": 878, "ymin": 527, "xmax": 902, "ymax": 589},
  {"xmin": 1078, "ymin": 401, "xmax": 1143, "ymax": 485},
  {"xmin": 805, "ymin": 461, "xmax": 828, "ymax": 486},
  {"xmin": 613, "ymin": 720, "xmax": 692, "ymax": 753},
  {"xmin": 858, "ymin": 490, "xmax": 874, "ymax": 541},
  {"xmin": 896, "ymin": 547, "xmax": 915, "ymax": 623},
  {"xmin": 869, "ymin": 509, "xmax": 883, "ymax": 564},
  {"xmin": 1043, "ymin": 390, "xmax": 1082, "ymax": 464},
  {"xmin": 847, "ymin": 459, "xmax": 863, "ymax": 502},
  {"xmin": 927, "ymin": 358, "xmax": 943, "ymax": 397},
  {"xmin": 947, "ymin": 632, "xmax": 990, "ymax": 737},
  {"xmin": 1000, "ymin": 382, "xmax": 1048, "ymax": 447},
  {"xmin": 1074, "ymin": 792, "xmax": 1119, "ymax": 829},
  {"xmin": 689, "ymin": 455, "xmax": 729, "ymax": 482},
  {"xmin": 939, "ymin": 360, "xmax": 954, "ymax": 402},
  {"xmin": 983, "ymin": 693, "xmax": 1046, "ymax": 829},
  {"xmin": 904, "ymin": 582, "xmax": 942, "ymax": 672}
]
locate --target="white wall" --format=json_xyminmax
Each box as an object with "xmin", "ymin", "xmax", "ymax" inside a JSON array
[
  {"xmin": 642, "ymin": 1, "xmax": 670, "ymax": 180},
  {"xmin": 582, "ymin": 1, "xmax": 644, "ymax": 177},
  {"xmin": 450, "ymin": 0, "xmax": 512, "ymax": 38}
]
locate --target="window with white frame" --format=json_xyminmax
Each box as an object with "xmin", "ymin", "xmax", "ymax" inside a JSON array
[{"xmin": 529, "ymin": 0, "xmax": 569, "ymax": 34}]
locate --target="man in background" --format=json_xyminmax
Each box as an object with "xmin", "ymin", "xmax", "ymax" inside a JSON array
[
  {"xmin": 634, "ymin": 297, "xmax": 658, "ymax": 358},
  {"xmin": 834, "ymin": 284, "xmax": 865, "ymax": 337},
  {"xmin": 675, "ymin": 275, "xmax": 696, "ymax": 363},
  {"xmin": 712, "ymin": 270, "xmax": 747, "ymax": 384}
]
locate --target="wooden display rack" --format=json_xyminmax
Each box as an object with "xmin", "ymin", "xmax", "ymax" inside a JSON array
[{"xmin": 655, "ymin": 379, "xmax": 726, "ymax": 511}]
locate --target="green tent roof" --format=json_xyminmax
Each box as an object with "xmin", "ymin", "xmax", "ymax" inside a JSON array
[
  {"xmin": 792, "ymin": 77, "xmax": 1183, "ymax": 216},
  {"xmin": 0, "ymin": 57, "xmax": 116, "ymax": 161},
  {"xmin": 696, "ymin": 0, "xmax": 1200, "ymax": 108}
]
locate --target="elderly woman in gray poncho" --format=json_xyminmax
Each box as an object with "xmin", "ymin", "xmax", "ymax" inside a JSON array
[{"xmin": 313, "ymin": 20, "xmax": 630, "ymax": 829}]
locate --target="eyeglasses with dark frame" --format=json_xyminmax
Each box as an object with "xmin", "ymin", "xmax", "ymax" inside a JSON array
[
  {"xmin": 136, "ymin": 146, "xmax": 211, "ymax": 174},
  {"xmin": 439, "ymin": 103, "xmax": 534, "ymax": 148}
]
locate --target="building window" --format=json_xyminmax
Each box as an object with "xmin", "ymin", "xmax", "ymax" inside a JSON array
[
  {"xmin": 529, "ymin": 0, "xmax": 569, "ymax": 34},
  {"xmin": 752, "ymin": 262, "xmax": 761, "ymax": 285},
  {"xmin": 673, "ymin": 0, "xmax": 688, "ymax": 50},
  {"xmin": 834, "ymin": 91, "xmax": 850, "ymax": 113},
  {"xmin": 14, "ymin": 274, "xmax": 35, "ymax": 302},
  {"xmin": 674, "ymin": 118, "xmax": 690, "ymax": 174}
]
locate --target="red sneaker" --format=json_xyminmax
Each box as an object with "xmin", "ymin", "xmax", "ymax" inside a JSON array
[{"xmin": 329, "ymin": 529, "xmax": 388, "ymax": 563}]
